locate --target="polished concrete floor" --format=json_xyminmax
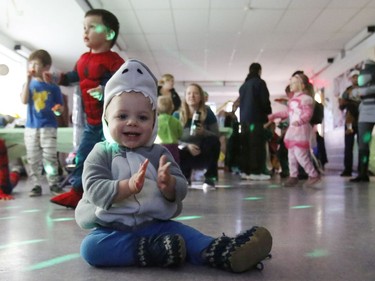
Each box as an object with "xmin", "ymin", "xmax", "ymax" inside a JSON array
[{"xmin": 1, "ymin": 170, "xmax": 374, "ymax": 281}]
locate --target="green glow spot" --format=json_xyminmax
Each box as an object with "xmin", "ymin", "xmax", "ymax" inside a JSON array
[
  {"xmin": 95, "ymin": 24, "xmax": 106, "ymax": 33},
  {"xmin": 243, "ymin": 196, "xmax": 263, "ymax": 201},
  {"xmin": 44, "ymin": 164, "xmax": 56, "ymax": 176},
  {"xmin": 22, "ymin": 209, "xmax": 41, "ymax": 213},
  {"xmin": 305, "ymin": 249, "xmax": 329, "ymax": 258},
  {"xmin": 174, "ymin": 216, "xmax": 202, "ymax": 221},
  {"xmin": 25, "ymin": 253, "xmax": 81, "ymax": 271},
  {"xmin": 362, "ymin": 156, "xmax": 368, "ymax": 164},
  {"xmin": 0, "ymin": 239, "xmax": 45, "ymax": 250},
  {"xmin": 249, "ymin": 124, "xmax": 255, "ymax": 132},
  {"xmin": 363, "ymin": 132, "xmax": 372, "ymax": 143},
  {"xmin": 51, "ymin": 218, "xmax": 75, "ymax": 222},
  {"xmin": 267, "ymin": 184, "xmax": 280, "ymax": 189},
  {"xmin": 0, "ymin": 216, "xmax": 17, "ymax": 220},
  {"xmin": 290, "ymin": 205, "xmax": 312, "ymax": 209}
]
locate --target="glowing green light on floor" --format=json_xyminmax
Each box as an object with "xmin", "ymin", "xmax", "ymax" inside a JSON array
[
  {"xmin": 243, "ymin": 196, "xmax": 263, "ymax": 200},
  {"xmin": 305, "ymin": 249, "xmax": 329, "ymax": 258},
  {"xmin": 51, "ymin": 218, "xmax": 75, "ymax": 222},
  {"xmin": 174, "ymin": 216, "xmax": 202, "ymax": 221},
  {"xmin": 290, "ymin": 205, "xmax": 312, "ymax": 209},
  {"xmin": 0, "ymin": 216, "xmax": 17, "ymax": 220},
  {"xmin": 267, "ymin": 184, "xmax": 280, "ymax": 188},
  {"xmin": 25, "ymin": 253, "xmax": 81, "ymax": 271},
  {"xmin": 0, "ymin": 239, "xmax": 45, "ymax": 250},
  {"xmin": 215, "ymin": 184, "xmax": 232, "ymax": 188},
  {"xmin": 249, "ymin": 123, "xmax": 255, "ymax": 132},
  {"xmin": 22, "ymin": 209, "xmax": 41, "ymax": 213}
]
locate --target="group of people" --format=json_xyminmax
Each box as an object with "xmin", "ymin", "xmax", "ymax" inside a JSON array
[
  {"xmin": 339, "ymin": 60, "xmax": 375, "ymax": 182},
  {"xmin": 3, "ymin": 8, "xmax": 272, "ymax": 273},
  {"xmin": 228, "ymin": 64, "xmax": 323, "ymax": 188}
]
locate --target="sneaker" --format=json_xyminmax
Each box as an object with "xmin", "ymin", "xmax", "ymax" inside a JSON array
[
  {"xmin": 240, "ymin": 173, "xmax": 251, "ymax": 180},
  {"xmin": 249, "ymin": 174, "xmax": 271, "ymax": 181},
  {"xmin": 136, "ymin": 234, "xmax": 186, "ymax": 267},
  {"xmin": 202, "ymin": 178, "xmax": 216, "ymax": 191},
  {"xmin": 29, "ymin": 185, "xmax": 42, "ymax": 197},
  {"xmin": 340, "ymin": 171, "xmax": 352, "ymax": 177},
  {"xmin": 349, "ymin": 175, "xmax": 370, "ymax": 182},
  {"xmin": 50, "ymin": 187, "xmax": 83, "ymax": 209},
  {"xmin": 304, "ymin": 176, "xmax": 321, "ymax": 187},
  {"xmin": 282, "ymin": 177, "xmax": 299, "ymax": 187},
  {"xmin": 50, "ymin": 184, "xmax": 64, "ymax": 195},
  {"xmin": 205, "ymin": 226, "xmax": 272, "ymax": 273}
]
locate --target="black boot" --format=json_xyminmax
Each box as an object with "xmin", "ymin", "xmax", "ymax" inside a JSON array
[
  {"xmin": 205, "ymin": 226, "xmax": 272, "ymax": 273},
  {"xmin": 136, "ymin": 234, "xmax": 186, "ymax": 267}
]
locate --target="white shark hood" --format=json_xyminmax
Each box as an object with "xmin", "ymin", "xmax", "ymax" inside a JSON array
[{"xmin": 102, "ymin": 59, "xmax": 158, "ymax": 146}]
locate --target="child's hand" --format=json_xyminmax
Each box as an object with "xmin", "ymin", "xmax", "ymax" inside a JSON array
[
  {"xmin": 129, "ymin": 159, "xmax": 149, "ymax": 194},
  {"xmin": 52, "ymin": 104, "xmax": 62, "ymax": 116},
  {"xmin": 43, "ymin": 71, "xmax": 53, "ymax": 83},
  {"xmin": 158, "ymin": 155, "xmax": 172, "ymax": 190},
  {"xmin": 157, "ymin": 155, "xmax": 176, "ymax": 200},
  {"xmin": 88, "ymin": 86, "xmax": 103, "ymax": 101}
]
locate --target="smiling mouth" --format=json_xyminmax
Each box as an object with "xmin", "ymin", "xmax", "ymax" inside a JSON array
[{"xmin": 123, "ymin": 132, "xmax": 140, "ymax": 137}]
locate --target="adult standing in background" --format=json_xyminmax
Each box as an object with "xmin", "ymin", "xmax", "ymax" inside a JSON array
[
  {"xmin": 350, "ymin": 60, "xmax": 375, "ymax": 182},
  {"xmin": 158, "ymin": 74, "xmax": 181, "ymax": 113},
  {"xmin": 338, "ymin": 70, "xmax": 360, "ymax": 177},
  {"xmin": 232, "ymin": 63, "xmax": 272, "ymax": 180}
]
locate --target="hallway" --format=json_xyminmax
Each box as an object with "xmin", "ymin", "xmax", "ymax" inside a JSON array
[{"xmin": 0, "ymin": 171, "xmax": 374, "ymax": 281}]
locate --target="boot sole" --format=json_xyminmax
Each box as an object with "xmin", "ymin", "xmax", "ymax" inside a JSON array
[{"xmin": 229, "ymin": 227, "xmax": 272, "ymax": 273}]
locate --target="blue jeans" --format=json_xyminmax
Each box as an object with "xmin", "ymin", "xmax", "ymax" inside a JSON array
[
  {"xmin": 70, "ymin": 123, "xmax": 103, "ymax": 191},
  {"xmin": 80, "ymin": 220, "xmax": 214, "ymax": 267}
]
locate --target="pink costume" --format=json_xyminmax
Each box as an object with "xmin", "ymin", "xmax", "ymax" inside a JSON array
[{"xmin": 268, "ymin": 92, "xmax": 318, "ymax": 178}]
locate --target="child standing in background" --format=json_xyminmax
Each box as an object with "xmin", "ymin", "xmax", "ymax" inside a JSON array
[
  {"xmin": 50, "ymin": 9, "xmax": 124, "ymax": 208},
  {"xmin": 75, "ymin": 59, "xmax": 272, "ymax": 273},
  {"xmin": 157, "ymin": 96, "xmax": 183, "ymax": 163},
  {"xmin": 20, "ymin": 49, "xmax": 64, "ymax": 197},
  {"xmin": 268, "ymin": 73, "xmax": 320, "ymax": 187}
]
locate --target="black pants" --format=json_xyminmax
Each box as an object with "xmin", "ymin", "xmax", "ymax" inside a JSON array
[
  {"xmin": 239, "ymin": 122, "xmax": 267, "ymax": 175},
  {"xmin": 357, "ymin": 122, "xmax": 374, "ymax": 177},
  {"xmin": 179, "ymin": 135, "xmax": 220, "ymax": 181}
]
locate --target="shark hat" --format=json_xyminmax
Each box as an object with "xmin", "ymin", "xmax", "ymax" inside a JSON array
[{"xmin": 102, "ymin": 59, "xmax": 158, "ymax": 146}]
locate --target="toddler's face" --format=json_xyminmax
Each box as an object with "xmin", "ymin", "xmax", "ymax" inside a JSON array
[
  {"xmin": 106, "ymin": 92, "xmax": 155, "ymax": 148},
  {"xmin": 83, "ymin": 15, "xmax": 108, "ymax": 49},
  {"xmin": 28, "ymin": 59, "xmax": 48, "ymax": 78},
  {"xmin": 289, "ymin": 76, "xmax": 303, "ymax": 93}
]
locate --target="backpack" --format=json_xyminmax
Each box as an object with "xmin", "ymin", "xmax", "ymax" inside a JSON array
[{"xmin": 310, "ymin": 101, "xmax": 324, "ymax": 125}]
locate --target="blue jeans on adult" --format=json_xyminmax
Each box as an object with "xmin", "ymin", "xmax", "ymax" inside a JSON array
[
  {"xmin": 80, "ymin": 220, "xmax": 214, "ymax": 267},
  {"xmin": 70, "ymin": 123, "xmax": 103, "ymax": 191}
]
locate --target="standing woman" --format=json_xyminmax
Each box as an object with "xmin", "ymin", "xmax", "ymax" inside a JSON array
[
  {"xmin": 158, "ymin": 74, "xmax": 181, "ymax": 113},
  {"xmin": 173, "ymin": 83, "xmax": 220, "ymax": 189},
  {"xmin": 233, "ymin": 62, "xmax": 272, "ymax": 180}
]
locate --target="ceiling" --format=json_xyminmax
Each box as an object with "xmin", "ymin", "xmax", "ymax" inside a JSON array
[{"xmin": 1, "ymin": 0, "xmax": 375, "ymax": 105}]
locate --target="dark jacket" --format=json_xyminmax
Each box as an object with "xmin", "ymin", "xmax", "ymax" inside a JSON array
[{"xmin": 239, "ymin": 76, "xmax": 272, "ymax": 123}]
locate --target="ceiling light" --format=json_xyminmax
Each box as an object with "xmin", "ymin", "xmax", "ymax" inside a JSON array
[{"xmin": 14, "ymin": 44, "xmax": 32, "ymax": 59}]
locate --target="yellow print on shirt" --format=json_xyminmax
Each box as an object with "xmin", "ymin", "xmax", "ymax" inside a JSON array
[{"xmin": 33, "ymin": 89, "xmax": 48, "ymax": 112}]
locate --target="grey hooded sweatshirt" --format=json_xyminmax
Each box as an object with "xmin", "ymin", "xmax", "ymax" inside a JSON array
[{"xmin": 75, "ymin": 59, "xmax": 188, "ymax": 230}]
